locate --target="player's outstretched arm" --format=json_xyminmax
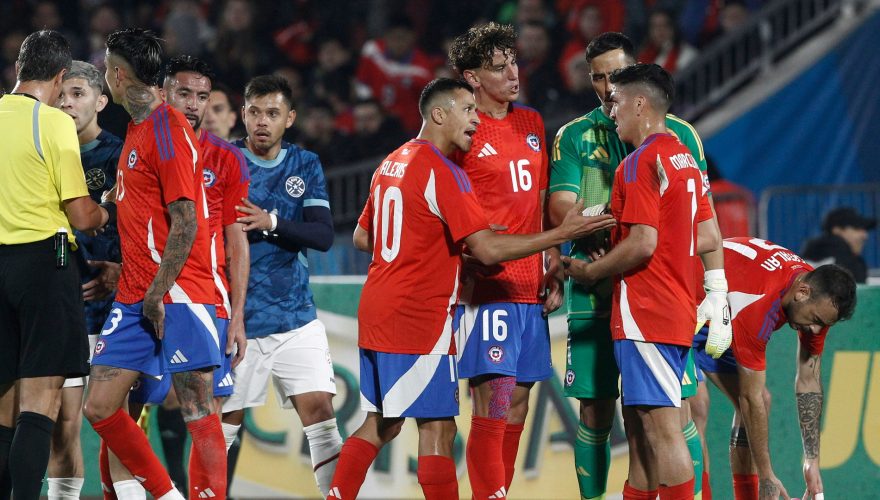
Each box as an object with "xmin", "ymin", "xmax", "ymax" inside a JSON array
[
  {"xmin": 737, "ymin": 366, "xmax": 791, "ymax": 500},
  {"xmin": 795, "ymin": 342, "xmax": 824, "ymax": 498},
  {"xmin": 237, "ymin": 198, "xmax": 334, "ymax": 251},
  {"xmin": 465, "ymin": 202, "xmax": 614, "ymax": 266},
  {"xmin": 562, "ymin": 223, "xmax": 656, "ymax": 287},
  {"xmin": 144, "ymin": 199, "xmax": 198, "ymax": 338}
]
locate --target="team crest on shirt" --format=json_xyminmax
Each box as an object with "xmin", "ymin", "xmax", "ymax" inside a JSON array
[
  {"xmin": 127, "ymin": 149, "xmax": 137, "ymax": 169},
  {"xmin": 94, "ymin": 339, "xmax": 106, "ymax": 356},
  {"xmin": 203, "ymin": 168, "xmax": 217, "ymax": 187},
  {"xmin": 526, "ymin": 133, "xmax": 541, "ymax": 152},
  {"xmin": 565, "ymin": 369, "xmax": 575, "ymax": 387},
  {"xmin": 488, "ymin": 345, "xmax": 504, "ymax": 363},
  {"xmin": 85, "ymin": 168, "xmax": 106, "ymax": 190},
  {"xmin": 285, "ymin": 176, "xmax": 305, "ymax": 197}
]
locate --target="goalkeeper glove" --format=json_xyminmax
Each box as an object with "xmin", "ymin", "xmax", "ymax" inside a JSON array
[{"xmin": 696, "ymin": 269, "xmax": 732, "ymax": 359}]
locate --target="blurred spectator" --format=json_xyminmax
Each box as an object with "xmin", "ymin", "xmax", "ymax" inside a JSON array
[
  {"xmin": 203, "ymin": 84, "xmax": 240, "ymax": 141},
  {"xmin": 801, "ymin": 207, "xmax": 876, "ymax": 283},
  {"xmin": 273, "ymin": 4, "xmax": 317, "ymax": 67},
  {"xmin": 211, "ymin": 0, "xmax": 274, "ymax": 95},
  {"xmin": 705, "ymin": 159, "xmax": 755, "ymax": 237},
  {"xmin": 680, "ymin": 0, "xmax": 761, "ymax": 47},
  {"xmin": 638, "ymin": 9, "xmax": 698, "ymax": 73},
  {"xmin": 355, "ymin": 17, "xmax": 433, "ymax": 134},
  {"xmin": 516, "ymin": 21, "xmax": 563, "ymax": 110},
  {"xmin": 1, "ymin": 31, "xmax": 27, "ymax": 91},
  {"xmin": 515, "ymin": 0, "xmax": 556, "ymax": 26},
  {"xmin": 298, "ymin": 100, "xmax": 353, "ymax": 168},
  {"xmin": 273, "ymin": 66, "xmax": 307, "ymax": 107},
  {"xmin": 30, "ymin": 1, "xmax": 82, "ymax": 57},
  {"xmin": 557, "ymin": 3, "xmax": 603, "ymax": 92},
  {"xmin": 163, "ymin": 0, "xmax": 213, "ymax": 57},
  {"xmin": 349, "ymin": 98, "xmax": 408, "ymax": 160},
  {"xmin": 85, "ymin": 4, "xmax": 122, "ymax": 68}
]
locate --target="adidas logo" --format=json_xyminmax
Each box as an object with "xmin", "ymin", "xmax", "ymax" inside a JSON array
[
  {"xmin": 133, "ymin": 475, "xmax": 146, "ymax": 483},
  {"xmin": 489, "ymin": 486, "xmax": 507, "ymax": 499},
  {"xmin": 328, "ymin": 486, "xmax": 342, "ymax": 499},
  {"xmin": 218, "ymin": 374, "xmax": 233, "ymax": 387},
  {"xmin": 477, "ymin": 143, "xmax": 498, "ymax": 158},
  {"xmin": 170, "ymin": 350, "xmax": 189, "ymax": 364},
  {"xmin": 197, "ymin": 487, "xmax": 216, "ymax": 498}
]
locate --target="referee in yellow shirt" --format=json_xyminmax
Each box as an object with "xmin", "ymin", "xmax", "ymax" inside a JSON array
[{"xmin": 0, "ymin": 30, "xmax": 110, "ymax": 500}]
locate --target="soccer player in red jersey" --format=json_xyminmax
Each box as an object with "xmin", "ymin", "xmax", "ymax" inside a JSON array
[
  {"xmin": 327, "ymin": 78, "xmax": 615, "ymax": 500},
  {"xmin": 446, "ymin": 23, "xmax": 560, "ymax": 499},
  {"xmin": 564, "ymin": 64, "xmax": 720, "ymax": 499},
  {"xmin": 82, "ymin": 29, "xmax": 226, "ymax": 500},
  {"xmin": 692, "ymin": 238, "xmax": 855, "ymax": 500}
]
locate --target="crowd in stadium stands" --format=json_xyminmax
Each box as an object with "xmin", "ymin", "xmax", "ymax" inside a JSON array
[{"xmin": 0, "ymin": 0, "xmax": 765, "ymax": 169}]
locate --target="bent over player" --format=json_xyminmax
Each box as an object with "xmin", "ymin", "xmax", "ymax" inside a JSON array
[
  {"xmin": 83, "ymin": 29, "xmax": 226, "ymax": 500},
  {"xmin": 692, "ymin": 238, "xmax": 855, "ymax": 500},
  {"xmin": 327, "ymin": 78, "xmax": 615, "ymax": 500}
]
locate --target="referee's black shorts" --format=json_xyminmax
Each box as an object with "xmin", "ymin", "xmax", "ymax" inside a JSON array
[{"xmin": 0, "ymin": 237, "xmax": 90, "ymax": 385}]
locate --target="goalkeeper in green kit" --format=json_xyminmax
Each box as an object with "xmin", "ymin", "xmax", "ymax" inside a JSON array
[{"xmin": 547, "ymin": 32, "xmax": 732, "ymax": 499}]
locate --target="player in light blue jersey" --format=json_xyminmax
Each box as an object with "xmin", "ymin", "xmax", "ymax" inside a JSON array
[
  {"xmin": 49, "ymin": 60, "xmax": 123, "ymax": 500},
  {"xmin": 220, "ymin": 75, "xmax": 342, "ymax": 498}
]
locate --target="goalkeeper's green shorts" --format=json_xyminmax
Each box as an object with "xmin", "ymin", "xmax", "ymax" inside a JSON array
[
  {"xmin": 682, "ymin": 348, "xmax": 699, "ymax": 399},
  {"xmin": 564, "ymin": 317, "xmax": 620, "ymax": 399}
]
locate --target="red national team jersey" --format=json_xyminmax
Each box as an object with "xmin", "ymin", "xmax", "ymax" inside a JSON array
[
  {"xmin": 199, "ymin": 130, "xmax": 250, "ymax": 319},
  {"xmin": 358, "ymin": 139, "xmax": 489, "ymax": 355},
  {"xmin": 610, "ymin": 133, "xmax": 713, "ymax": 347},
  {"xmin": 453, "ymin": 103, "xmax": 548, "ymax": 304},
  {"xmin": 710, "ymin": 237, "xmax": 827, "ymax": 371},
  {"xmin": 115, "ymin": 103, "xmax": 215, "ymax": 305}
]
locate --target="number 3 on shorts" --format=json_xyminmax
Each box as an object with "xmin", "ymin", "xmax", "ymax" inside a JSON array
[{"xmin": 101, "ymin": 308, "xmax": 123, "ymax": 335}]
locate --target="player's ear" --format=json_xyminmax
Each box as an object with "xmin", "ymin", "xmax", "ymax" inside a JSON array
[
  {"xmin": 430, "ymin": 106, "xmax": 444, "ymax": 125},
  {"xmin": 285, "ymin": 109, "xmax": 296, "ymax": 128},
  {"xmin": 158, "ymin": 88, "xmax": 166, "ymax": 101},
  {"xmin": 795, "ymin": 281, "xmax": 813, "ymax": 302},
  {"xmin": 95, "ymin": 93, "xmax": 108, "ymax": 112},
  {"xmin": 462, "ymin": 69, "xmax": 479, "ymax": 88}
]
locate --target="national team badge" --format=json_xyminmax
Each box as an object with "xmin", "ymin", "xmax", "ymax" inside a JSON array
[
  {"xmin": 203, "ymin": 168, "xmax": 217, "ymax": 187},
  {"xmin": 565, "ymin": 369, "xmax": 575, "ymax": 387},
  {"xmin": 127, "ymin": 149, "xmax": 137, "ymax": 169},
  {"xmin": 488, "ymin": 345, "xmax": 504, "ymax": 363},
  {"xmin": 94, "ymin": 339, "xmax": 106, "ymax": 355},
  {"xmin": 526, "ymin": 133, "xmax": 541, "ymax": 152},
  {"xmin": 85, "ymin": 168, "xmax": 106, "ymax": 190},
  {"xmin": 285, "ymin": 176, "xmax": 305, "ymax": 197}
]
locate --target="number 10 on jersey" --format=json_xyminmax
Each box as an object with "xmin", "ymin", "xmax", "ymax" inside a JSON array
[{"xmin": 372, "ymin": 185, "xmax": 403, "ymax": 263}]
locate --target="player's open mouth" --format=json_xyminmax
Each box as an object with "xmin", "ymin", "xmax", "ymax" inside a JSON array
[
  {"xmin": 464, "ymin": 129, "xmax": 475, "ymax": 138},
  {"xmin": 254, "ymin": 131, "xmax": 271, "ymax": 139}
]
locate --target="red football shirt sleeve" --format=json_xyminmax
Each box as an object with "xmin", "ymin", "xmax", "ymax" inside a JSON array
[
  {"xmin": 155, "ymin": 120, "xmax": 200, "ymax": 205},
  {"xmin": 431, "ymin": 156, "xmax": 488, "ymax": 243},
  {"xmin": 538, "ymin": 118, "xmax": 549, "ymax": 192},
  {"xmin": 798, "ymin": 326, "xmax": 829, "ymax": 356},
  {"xmin": 222, "ymin": 148, "xmax": 250, "ymax": 226},
  {"xmin": 619, "ymin": 149, "xmax": 661, "ymax": 228},
  {"xmin": 732, "ymin": 324, "xmax": 769, "ymax": 371},
  {"xmin": 696, "ymin": 172, "xmax": 713, "ymax": 223},
  {"xmin": 358, "ymin": 178, "xmax": 375, "ymax": 232}
]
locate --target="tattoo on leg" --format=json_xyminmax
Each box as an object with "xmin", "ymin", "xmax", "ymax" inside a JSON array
[
  {"xmin": 758, "ymin": 478, "xmax": 776, "ymax": 496},
  {"xmin": 485, "ymin": 376, "xmax": 516, "ymax": 420},
  {"xmin": 797, "ymin": 391, "xmax": 822, "ymax": 459},
  {"xmin": 90, "ymin": 366, "xmax": 122, "ymax": 382},
  {"xmin": 729, "ymin": 426, "xmax": 750, "ymax": 448},
  {"xmin": 172, "ymin": 371, "xmax": 214, "ymax": 422}
]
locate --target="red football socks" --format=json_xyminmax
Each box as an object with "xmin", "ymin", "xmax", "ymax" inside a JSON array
[
  {"xmin": 91, "ymin": 409, "xmax": 174, "ymax": 498},
  {"xmin": 186, "ymin": 414, "xmax": 227, "ymax": 499},
  {"xmin": 417, "ymin": 455, "xmax": 458, "ymax": 500},
  {"xmin": 98, "ymin": 440, "xmax": 117, "ymax": 500},
  {"xmin": 502, "ymin": 423, "xmax": 524, "ymax": 491},
  {"xmin": 623, "ymin": 480, "xmax": 658, "ymax": 499},
  {"xmin": 660, "ymin": 477, "xmax": 695, "ymax": 499},
  {"xmin": 733, "ymin": 473, "xmax": 759, "ymax": 500},
  {"xmin": 467, "ymin": 416, "xmax": 507, "ymax": 499},
  {"xmin": 702, "ymin": 469, "xmax": 712, "ymax": 499},
  {"xmin": 327, "ymin": 437, "xmax": 379, "ymax": 499}
]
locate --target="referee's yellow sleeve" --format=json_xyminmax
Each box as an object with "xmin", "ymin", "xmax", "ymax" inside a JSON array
[{"xmin": 45, "ymin": 111, "xmax": 89, "ymax": 202}]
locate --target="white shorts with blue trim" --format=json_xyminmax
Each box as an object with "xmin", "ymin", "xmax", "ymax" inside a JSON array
[
  {"xmin": 613, "ymin": 339, "xmax": 688, "ymax": 407},
  {"xmin": 359, "ymin": 349, "xmax": 459, "ymax": 418},
  {"xmin": 454, "ymin": 303, "xmax": 553, "ymax": 382}
]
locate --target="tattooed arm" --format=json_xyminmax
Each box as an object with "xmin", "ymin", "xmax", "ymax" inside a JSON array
[
  {"xmin": 796, "ymin": 340, "xmax": 824, "ymax": 497},
  {"xmin": 143, "ymin": 200, "xmax": 198, "ymax": 338}
]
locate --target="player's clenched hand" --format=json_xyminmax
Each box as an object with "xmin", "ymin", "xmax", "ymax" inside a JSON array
[
  {"xmin": 561, "ymin": 255, "xmax": 596, "ymax": 287},
  {"xmin": 82, "ymin": 260, "xmax": 121, "ymax": 301},
  {"xmin": 558, "ymin": 201, "xmax": 616, "ymax": 241},
  {"xmin": 802, "ymin": 459, "xmax": 823, "ymax": 500},
  {"xmin": 228, "ymin": 316, "xmax": 247, "ymax": 368},
  {"xmin": 759, "ymin": 475, "xmax": 790, "ymax": 500},
  {"xmin": 698, "ymin": 274, "xmax": 732, "ymax": 358},
  {"xmin": 143, "ymin": 291, "xmax": 166, "ymax": 339},
  {"xmin": 540, "ymin": 253, "xmax": 564, "ymax": 316},
  {"xmin": 236, "ymin": 198, "xmax": 273, "ymax": 232}
]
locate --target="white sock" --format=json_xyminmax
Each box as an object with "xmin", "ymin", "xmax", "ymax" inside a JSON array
[
  {"xmin": 157, "ymin": 487, "xmax": 186, "ymax": 500},
  {"xmin": 222, "ymin": 422, "xmax": 241, "ymax": 453},
  {"xmin": 114, "ymin": 479, "xmax": 147, "ymax": 500},
  {"xmin": 304, "ymin": 418, "xmax": 343, "ymax": 498},
  {"xmin": 47, "ymin": 477, "xmax": 84, "ymax": 500}
]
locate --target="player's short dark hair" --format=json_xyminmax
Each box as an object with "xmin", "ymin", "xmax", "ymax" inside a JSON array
[
  {"xmin": 64, "ymin": 60, "xmax": 105, "ymax": 92},
  {"xmin": 106, "ymin": 28, "xmax": 164, "ymax": 86},
  {"xmin": 448, "ymin": 22, "xmax": 516, "ymax": 74},
  {"xmin": 418, "ymin": 78, "xmax": 473, "ymax": 119},
  {"xmin": 244, "ymin": 75, "xmax": 294, "ymax": 110},
  {"xmin": 585, "ymin": 32, "xmax": 636, "ymax": 65},
  {"xmin": 805, "ymin": 264, "xmax": 857, "ymax": 322},
  {"xmin": 16, "ymin": 30, "xmax": 71, "ymax": 82},
  {"xmin": 164, "ymin": 55, "xmax": 215, "ymax": 86},
  {"xmin": 609, "ymin": 63, "xmax": 674, "ymax": 112}
]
